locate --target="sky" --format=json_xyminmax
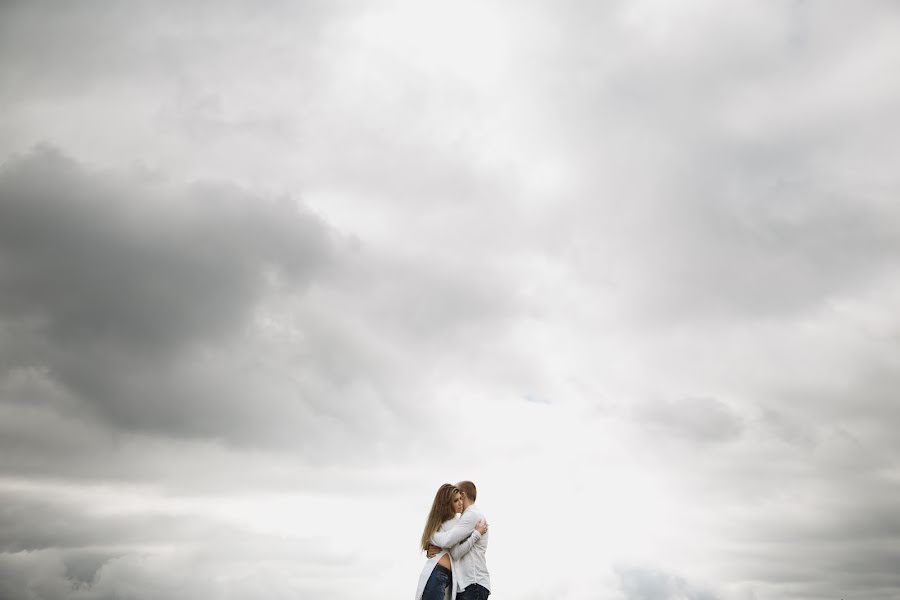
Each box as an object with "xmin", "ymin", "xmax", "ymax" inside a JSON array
[{"xmin": 1, "ymin": 1, "xmax": 900, "ymax": 598}]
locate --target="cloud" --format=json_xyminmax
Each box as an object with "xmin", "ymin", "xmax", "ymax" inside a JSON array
[
  {"xmin": 0, "ymin": 146, "xmax": 527, "ymax": 482},
  {"xmin": 0, "ymin": 481, "xmax": 373, "ymax": 600},
  {"xmin": 0, "ymin": 486, "xmax": 228, "ymax": 552},
  {"xmin": 616, "ymin": 565, "xmax": 720, "ymax": 600},
  {"xmin": 0, "ymin": 146, "xmax": 335, "ymax": 350},
  {"xmin": 0, "ymin": 147, "xmax": 351, "ymax": 446},
  {"xmin": 2, "ymin": 1, "xmax": 900, "ymax": 599},
  {"xmin": 633, "ymin": 396, "xmax": 744, "ymax": 444},
  {"xmin": 0, "ymin": 544, "xmax": 353, "ymax": 600}
]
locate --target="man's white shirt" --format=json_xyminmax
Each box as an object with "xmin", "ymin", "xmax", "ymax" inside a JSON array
[{"xmin": 431, "ymin": 504, "xmax": 490, "ymax": 593}]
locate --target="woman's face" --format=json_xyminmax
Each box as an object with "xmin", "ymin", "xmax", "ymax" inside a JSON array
[{"xmin": 452, "ymin": 492, "xmax": 463, "ymax": 514}]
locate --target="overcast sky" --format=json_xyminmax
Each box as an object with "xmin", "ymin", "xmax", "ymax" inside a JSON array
[{"xmin": 2, "ymin": 1, "xmax": 900, "ymax": 599}]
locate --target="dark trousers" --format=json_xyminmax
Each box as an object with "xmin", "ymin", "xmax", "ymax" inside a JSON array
[
  {"xmin": 422, "ymin": 564, "xmax": 452, "ymax": 600},
  {"xmin": 457, "ymin": 583, "xmax": 490, "ymax": 600}
]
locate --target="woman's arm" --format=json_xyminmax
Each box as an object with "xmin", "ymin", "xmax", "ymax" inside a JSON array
[{"xmin": 431, "ymin": 511, "xmax": 480, "ymax": 547}]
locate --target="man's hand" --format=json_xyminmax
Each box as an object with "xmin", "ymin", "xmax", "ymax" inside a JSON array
[{"xmin": 426, "ymin": 544, "xmax": 442, "ymax": 559}]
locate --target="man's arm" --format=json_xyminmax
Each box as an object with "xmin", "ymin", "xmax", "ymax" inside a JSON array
[
  {"xmin": 431, "ymin": 510, "xmax": 480, "ymax": 548},
  {"xmin": 448, "ymin": 530, "xmax": 481, "ymax": 561}
]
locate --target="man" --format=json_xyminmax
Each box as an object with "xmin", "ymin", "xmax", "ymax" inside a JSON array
[{"xmin": 428, "ymin": 480, "xmax": 491, "ymax": 600}]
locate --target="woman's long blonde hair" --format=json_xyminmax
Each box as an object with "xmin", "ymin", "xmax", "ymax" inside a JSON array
[{"xmin": 420, "ymin": 483, "xmax": 459, "ymax": 551}]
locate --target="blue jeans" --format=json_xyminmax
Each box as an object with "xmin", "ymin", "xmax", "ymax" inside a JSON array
[
  {"xmin": 422, "ymin": 564, "xmax": 452, "ymax": 600},
  {"xmin": 457, "ymin": 583, "xmax": 490, "ymax": 600}
]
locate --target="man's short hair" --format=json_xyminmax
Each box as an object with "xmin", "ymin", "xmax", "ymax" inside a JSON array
[{"xmin": 457, "ymin": 480, "xmax": 477, "ymax": 502}]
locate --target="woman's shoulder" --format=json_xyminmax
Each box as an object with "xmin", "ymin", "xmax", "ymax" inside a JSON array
[{"xmin": 439, "ymin": 515, "xmax": 461, "ymax": 531}]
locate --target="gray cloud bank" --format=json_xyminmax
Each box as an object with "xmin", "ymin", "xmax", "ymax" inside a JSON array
[{"xmin": 0, "ymin": 147, "xmax": 342, "ymax": 447}]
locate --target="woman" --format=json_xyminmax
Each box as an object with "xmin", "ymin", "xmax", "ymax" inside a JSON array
[{"xmin": 415, "ymin": 483, "xmax": 488, "ymax": 600}]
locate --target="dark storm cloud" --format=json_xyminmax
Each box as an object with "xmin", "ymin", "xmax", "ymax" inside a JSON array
[
  {"xmin": 0, "ymin": 146, "xmax": 524, "ymax": 476},
  {"xmin": 0, "ymin": 147, "xmax": 339, "ymax": 441},
  {"xmin": 0, "ymin": 147, "xmax": 334, "ymax": 350},
  {"xmin": 0, "ymin": 487, "xmax": 226, "ymax": 552},
  {"xmin": 0, "ymin": 397, "xmax": 292, "ymax": 489}
]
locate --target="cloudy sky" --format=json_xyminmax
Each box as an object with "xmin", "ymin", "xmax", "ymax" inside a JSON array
[{"xmin": 2, "ymin": 1, "xmax": 900, "ymax": 598}]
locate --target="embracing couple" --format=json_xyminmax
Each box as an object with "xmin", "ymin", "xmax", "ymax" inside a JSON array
[{"xmin": 415, "ymin": 480, "xmax": 491, "ymax": 600}]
